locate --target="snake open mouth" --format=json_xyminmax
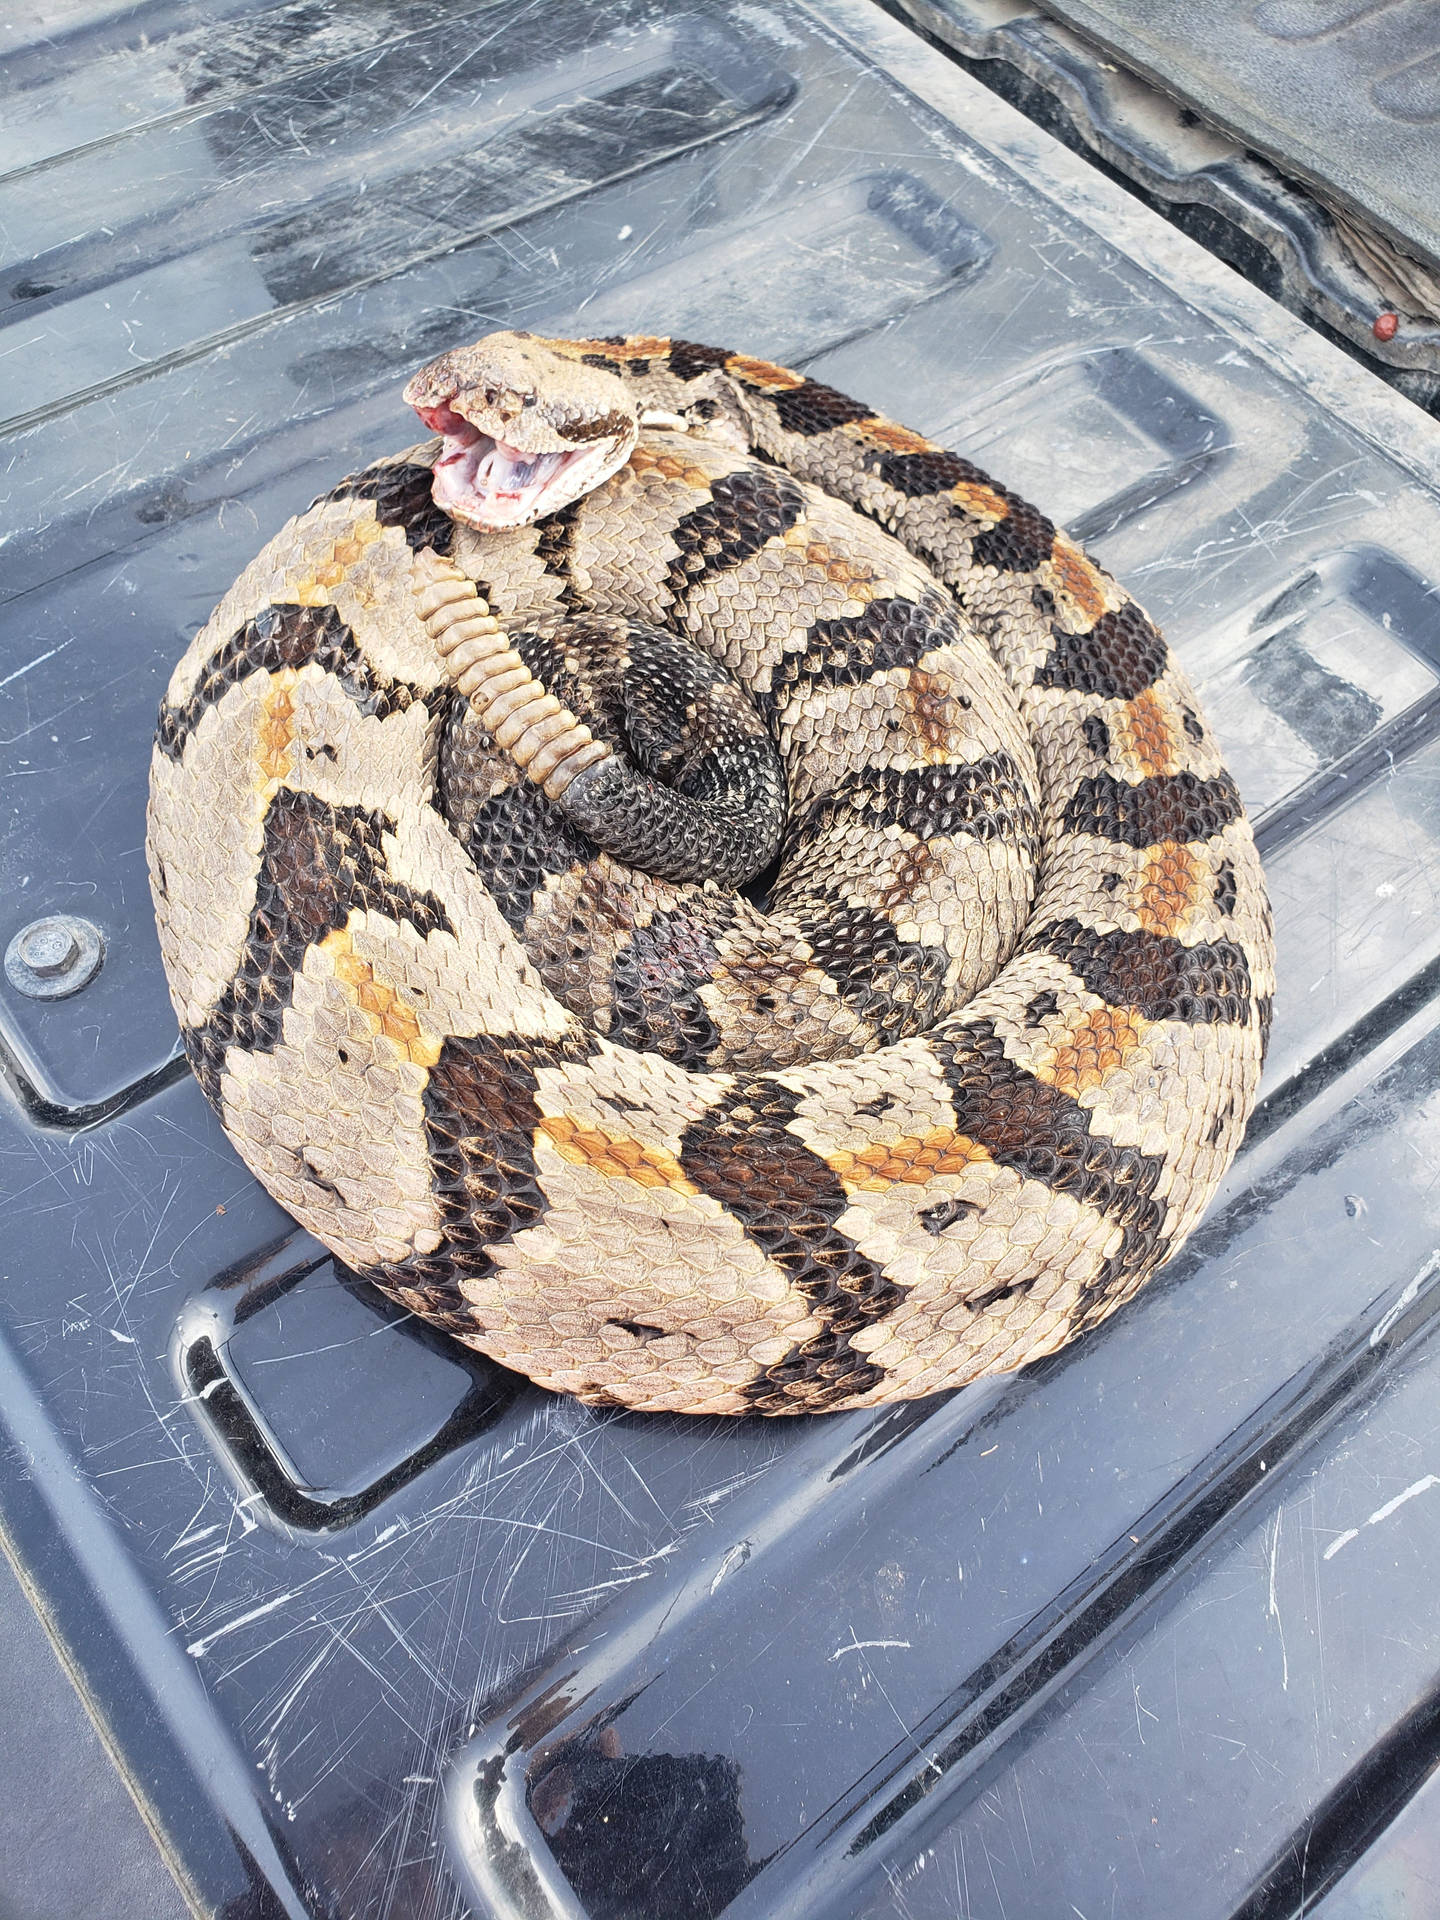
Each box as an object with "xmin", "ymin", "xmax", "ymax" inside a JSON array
[{"xmin": 414, "ymin": 402, "xmax": 600, "ymax": 530}]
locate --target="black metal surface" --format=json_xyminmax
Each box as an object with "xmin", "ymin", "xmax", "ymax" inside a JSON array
[
  {"xmin": 0, "ymin": 1542, "xmax": 192, "ymax": 1920},
  {"xmin": 6, "ymin": 2, "xmax": 1440, "ymax": 1916},
  {"xmin": 1007, "ymin": 0, "xmax": 1440, "ymax": 281},
  {"xmin": 895, "ymin": 0, "xmax": 1440, "ymax": 405},
  {"xmin": 1311, "ymin": 1756, "xmax": 1440, "ymax": 1918}
]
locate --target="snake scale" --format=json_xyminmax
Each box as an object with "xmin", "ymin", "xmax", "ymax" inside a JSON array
[{"xmin": 147, "ymin": 332, "xmax": 1274, "ymax": 1416}]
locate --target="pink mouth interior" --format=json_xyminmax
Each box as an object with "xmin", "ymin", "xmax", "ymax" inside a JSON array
[{"xmin": 414, "ymin": 401, "xmax": 583, "ymax": 528}]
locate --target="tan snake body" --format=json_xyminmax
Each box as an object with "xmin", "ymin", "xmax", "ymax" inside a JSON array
[{"xmin": 147, "ymin": 333, "xmax": 1274, "ymax": 1415}]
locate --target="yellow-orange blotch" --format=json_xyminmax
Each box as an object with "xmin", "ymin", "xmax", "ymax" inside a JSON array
[
  {"xmin": 854, "ymin": 418, "xmax": 937, "ymax": 455},
  {"xmin": 628, "ymin": 444, "xmax": 718, "ymax": 490},
  {"xmin": 1120, "ymin": 687, "xmax": 1179, "ymax": 777},
  {"xmin": 319, "ymin": 929, "xmax": 443, "ymax": 1068},
  {"xmin": 827, "ymin": 1128, "xmax": 992, "ymax": 1192},
  {"xmin": 544, "ymin": 334, "xmax": 671, "ymax": 362},
  {"xmin": 254, "ymin": 672, "xmax": 297, "ymax": 790},
  {"xmin": 1043, "ymin": 532, "xmax": 1111, "ymax": 625},
  {"xmin": 726, "ymin": 354, "xmax": 806, "ymax": 391},
  {"xmin": 1136, "ymin": 841, "xmax": 1202, "ymax": 936},
  {"xmin": 904, "ymin": 666, "xmax": 960, "ymax": 762},
  {"xmin": 783, "ymin": 522, "xmax": 878, "ymax": 594},
  {"xmin": 612, "ymin": 334, "xmax": 671, "ymax": 359},
  {"xmin": 1036, "ymin": 1007, "xmax": 1146, "ymax": 1096},
  {"xmin": 537, "ymin": 1116, "xmax": 699, "ymax": 1193},
  {"xmin": 879, "ymin": 841, "xmax": 940, "ymax": 910},
  {"xmin": 949, "ymin": 479, "xmax": 1010, "ymax": 524},
  {"xmin": 287, "ymin": 517, "xmax": 385, "ymax": 606}
]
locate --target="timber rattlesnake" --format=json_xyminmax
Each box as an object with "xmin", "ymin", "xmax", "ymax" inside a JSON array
[{"xmin": 147, "ymin": 332, "xmax": 1274, "ymax": 1415}]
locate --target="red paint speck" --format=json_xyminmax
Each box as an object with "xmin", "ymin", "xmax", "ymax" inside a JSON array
[{"xmin": 1373, "ymin": 311, "xmax": 1399, "ymax": 341}]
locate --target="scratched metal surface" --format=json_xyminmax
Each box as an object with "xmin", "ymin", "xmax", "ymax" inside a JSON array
[{"xmin": 4, "ymin": 2, "xmax": 1440, "ymax": 1916}]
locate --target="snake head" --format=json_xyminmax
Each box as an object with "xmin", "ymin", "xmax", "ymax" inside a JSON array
[{"xmin": 403, "ymin": 331, "xmax": 640, "ymax": 531}]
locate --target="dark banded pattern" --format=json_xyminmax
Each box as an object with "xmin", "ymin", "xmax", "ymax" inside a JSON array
[
  {"xmin": 186, "ymin": 791, "xmax": 452, "ymax": 1103},
  {"xmin": 664, "ymin": 339, "xmax": 732, "ymax": 382},
  {"xmin": 532, "ymin": 497, "xmax": 585, "ymax": 611},
  {"xmin": 1036, "ymin": 604, "xmax": 1168, "ymax": 701},
  {"xmin": 662, "ymin": 467, "xmax": 808, "ymax": 606},
  {"xmin": 854, "ymin": 447, "xmax": 1058, "ymax": 576},
  {"xmin": 320, "ymin": 457, "xmax": 457, "ymax": 556},
  {"xmin": 761, "ymin": 378, "xmax": 873, "ymax": 439},
  {"xmin": 1062, "ymin": 770, "xmax": 1244, "ymax": 847},
  {"xmin": 784, "ymin": 755, "xmax": 1042, "ymax": 855},
  {"xmin": 936, "ymin": 1021, "xmax": 1166, "ymax": 1231},
  {"xmin": 679, "ymin": 1080, "xmax": 906, "ymax": 1412},
  {"xmin": 800, "ymin": 900, "xmax": 951, "ymax": 1036},
  {"xmin": 445, "ymin": 767, "xmax": 595, "ymax": 934},
  {"xmin": 156, "ymin": 602, "xmax": 444, "ymax": 764},
  {"xmin": 969, "ymin": 502, "xmax": 1057, "ymax": 577},
  {"xmin": 398, "ymin": 1031, "xmax": 594, "ymax": 1331},
  {"xmin": 608, "ymin": 910, "xmax": 726, "ymax": 1067},
  {"xmin": 866, "ymin": 449, "xmax": 995, "ymax": 500},
  {"xmin": 1035, "ymin": 919, "xmax": 1252, "ymax": 1026},
  {"xmin": 767, "ymin": 595, "xmax": 963, "ymax": 704}
]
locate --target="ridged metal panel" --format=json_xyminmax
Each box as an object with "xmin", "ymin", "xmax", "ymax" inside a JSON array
[{"xmin": 4, "ymin": 2, "xmax": 1440, "ymax": 1914}]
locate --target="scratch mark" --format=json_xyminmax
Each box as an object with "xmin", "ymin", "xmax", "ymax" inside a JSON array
[
  {"xmin": 1367, "ymin": 1475, "xmax": 1440, "ymax": 1527},
  {"xmin": 1370, "ymin": 1249, "xmax": 1440, "ymax": 1346},
  {"xmin": 831, "ymin": 1637, "xmax": 912, "ymax": 1661},
  {"xmin": 0, "ymin": 640, "xmax": 73, "ymax": 693},
  {"xmin": 1323, "ymin": 1474, "xmax": 1440, "ymax": 1563},
  {"xmin": 1267, "ymin": 1510, "xmax": 1288, "ymax": 1691},
  {"xmin": 186, "ymin": 1588, "xmax": 298, "ymax": 1657}
]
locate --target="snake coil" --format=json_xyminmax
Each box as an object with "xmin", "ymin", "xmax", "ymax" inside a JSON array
[{"xmin": 148, "ymin": 333, "xmax": 1274, "ymax": 1415}]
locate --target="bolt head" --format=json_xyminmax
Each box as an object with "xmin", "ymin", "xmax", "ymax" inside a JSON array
[
  {"xmin": 4, "ymin": 915, "xmax": 105, "ymax": 1000},
  {"xmin": 17, "ymin": 921, "xmax": 79, "ymax": 978}
]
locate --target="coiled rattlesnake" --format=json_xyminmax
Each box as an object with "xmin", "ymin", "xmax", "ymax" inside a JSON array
[{"xmin": 147, "ymin": 332, "xmax": 1274, "ymax": 1415}]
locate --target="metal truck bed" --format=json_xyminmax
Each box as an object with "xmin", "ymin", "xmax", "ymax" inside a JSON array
[{"xmin": 4, "ymin": 2, "xmax": 1440, "ymax": 1912}]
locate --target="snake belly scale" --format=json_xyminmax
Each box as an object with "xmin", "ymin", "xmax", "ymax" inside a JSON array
[{"xmin": 147, "ymin": 333, "xmax": 1274, "ymax": 1416}]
